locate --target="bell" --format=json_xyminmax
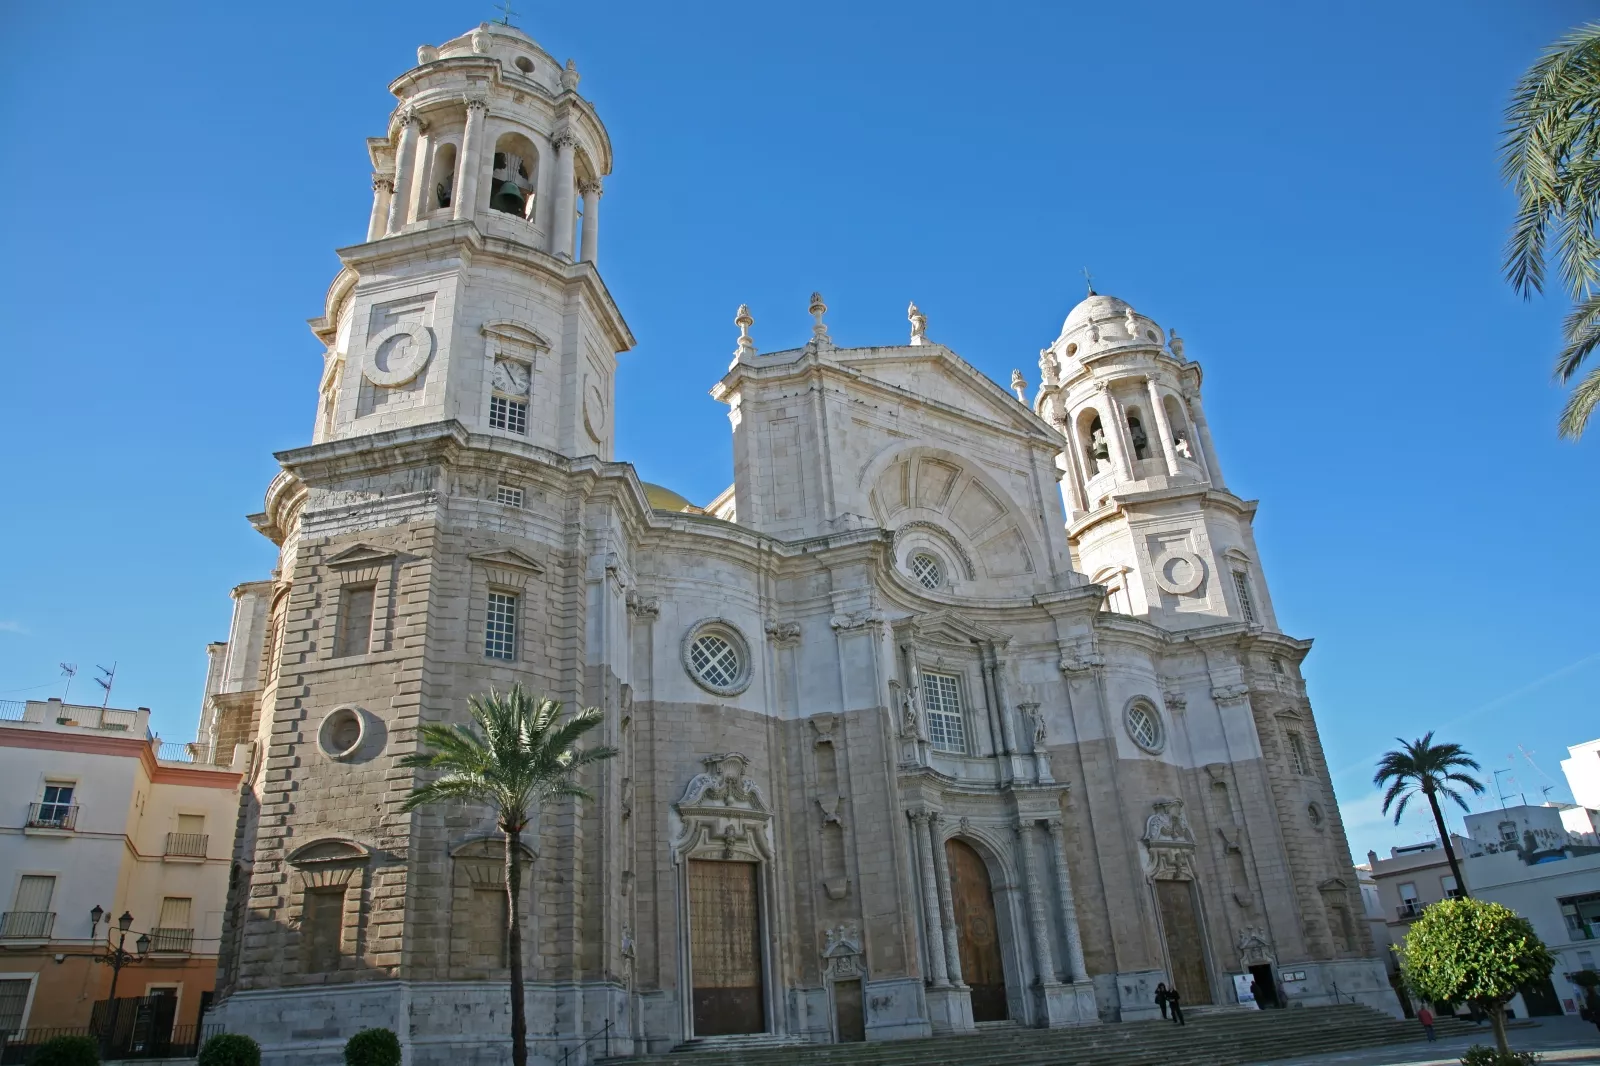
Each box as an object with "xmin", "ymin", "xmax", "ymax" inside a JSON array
[{"xmin": 492, "ymin": 180, "xmax": 525, "ymax": 214}]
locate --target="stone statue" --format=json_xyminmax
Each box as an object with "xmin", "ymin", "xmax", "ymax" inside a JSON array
[
  {"xmin": 1088, "ymin": 321, "xmax": 1101, "ymax": 343},
  {"xmin": 561, "ymin": 58, "xmax": 581, "ymax": 92},
  {"xmin": 1174, "ymin": 434, "xmax": 1193, "ymax": 459},
  {"xmin": 1091, "ymin": 427, "xmax": 1110, "ymax": 461},
  {"xmin": 1037, "ymin": 348, "xmax": 1060, "ymax": 388},
  {"xmin": 1021, "ymin": 703, "xmax": 1047, "ymax": 746},
  {"xmin": 1010, "ymin": 369, "xmax": 1027, "ymax": 401},
  {"xmin": 1125, "ymin": 306, "xmax": 1139, "ymax": 338},
  {"xmin": 908, "ymin": 301, "xmax": 927, "ymax": 345}
]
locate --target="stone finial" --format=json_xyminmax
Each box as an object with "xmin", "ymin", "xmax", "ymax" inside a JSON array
[
  {"xmin": 417, "ymin": 45, "xmax": 440, "ymax": 65},
  {"xmin": 470, "ymin": 28, "xmax": 490, "ymax": 54},
  {"xmin": 734, "ymin": 304, "xmax": 757, "ymax": 358},
  {"xmin": 908, "ymin": 301, "xmax": 928, "ymax": 345},
  {"xmin": 809, "ymin": 292, "xmax": 831, "ymax": 346},
  {"xmin": 1010, "ymin": 369, "xmax": 1027, "ymax": 402},
  {"xmin": 1088, "ymin": 321, "xmax": 1101, "ymax": 344},
  {"xmin": 1168, "ymin": 328, "xmax": 1185, "ymax": 359},
  {"xmin": 561, "ymin": 58, "xmax": 581, "ymax": 92}
]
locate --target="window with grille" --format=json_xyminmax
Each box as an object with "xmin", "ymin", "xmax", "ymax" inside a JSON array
[
  {"xmin": 496, "ymin": 484, "xmax": 524, "ymax": 507},
  {"xmin": 36, "ymin": 783, "xmax": 74, "ymax": 827},
  {"xmin": 334, "ymin": 584, "xmax": 376, "ymax": 658},
  {"xmin": 154, "ymin": 897, "xmax": 193, "ymax": 952},
  {"xmin": 485, "ymin": 592, "xmax": 518, "ymax": 661},
  {"xmin": 0, "ymin": 977, "xmax": 30, "ymax": 1036},
  {"xmin": 1286, "ymin": 731, "xmax": 1310, "ymax": 775},
  {"xmin": 3, "ymin": 876, "xmax": 55, "ymax": 939},
  {"xmin": 909, "ymin": 553, "xmax": 942, "ymax": 590},
  {"xmin": 489, "ymin": 395, "xmax": 528, "ymax": 434},
  {"xmin": 1125, "ymin": 703, "xmax": 1164, "ymax": 753},
  {"xmin": 1232, "ymin": 569, "xmax": 1257, "ymax": 624},
  {"xmin": 920, "ymin": 672, "xmax": 966, "ymax": 754},
  {"xmin": 689, "ymin": 634, "xmax": 741, "ymax": 689}
]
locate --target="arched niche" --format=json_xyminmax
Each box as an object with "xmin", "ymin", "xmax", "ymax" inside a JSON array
[
  {"xmin": 431, "ymin": 141, "xmax": 458, "ymax": 211},
  {"xmin": 490, "ymin": 132, "xmax": 539, "ymax": 218}
]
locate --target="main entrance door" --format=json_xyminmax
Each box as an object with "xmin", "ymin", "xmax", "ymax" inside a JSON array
[
  {"xmin": 946, "ymin": 839, "xmax": 1008, "ymax": 1022},
  {"xmin": 689, "ymin": 860, "xmax": 765, "ymax": 1036},
  {"xmin": 1156, "ymin": 880, "xmax": 1212, "ymax": 1005}
]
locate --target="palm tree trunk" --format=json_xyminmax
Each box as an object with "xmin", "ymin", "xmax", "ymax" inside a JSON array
[
  {"xmin": 1424, "ymin": 786, "xmax": 1469, "ymax": 898},
  {"xmin": 505, "ymin": 824, "xmax": 527, "ymax": 1066}
]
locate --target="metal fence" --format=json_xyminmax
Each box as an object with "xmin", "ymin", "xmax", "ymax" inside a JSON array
[
  {"xmin": 25, "ymin": 802, "xmax": 77, "ymax": 830},
  {"xmin": 0, "ymin": 1021, "xmax": 220, "ymax": 1065},
  {"xmin": 0, "ymin": 912, "xmax": 55, "ymax": 940}
]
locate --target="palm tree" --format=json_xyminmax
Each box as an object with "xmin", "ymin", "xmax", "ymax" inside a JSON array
[
  {"xmin": 1502, "ymin": 22, "xmax": 1600, "ymax": 438},
  {"xmin": 1373, "ymin": 732, "xmax": 1486, "ymax": 898},
  {"xmin": 400, "ymin": 685, "xmax": 617, "ymax": 1066}
]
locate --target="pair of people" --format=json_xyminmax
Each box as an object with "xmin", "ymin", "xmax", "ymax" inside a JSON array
[{"xmin": 1155, "ymin": 982, "xmax": 1185, "ymax": 1025}]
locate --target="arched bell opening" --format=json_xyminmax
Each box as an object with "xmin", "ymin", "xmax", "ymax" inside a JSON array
[
  {"xmin": 1076, "ymin": 407, "xmax": 1108, "ymax": 476},
  {"xmin": 1162, "ymin": 394, "xmax": 1195, "ymax": 461},
  {"xmin": 431, "ymin": 142, "xmax": 458, "ymax": 211},
  {"xmin": 490, "ymin": 133, "xmax": 539, "ymax": 219},
  {"xmin": 1124, "ymin": 405, "xmax": 1152, "ymax": 461}
]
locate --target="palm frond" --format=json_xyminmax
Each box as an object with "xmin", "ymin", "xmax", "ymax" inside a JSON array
[{"xmin": 1558, "ymin": 362, "xmax": 1600, "ymax": 438}]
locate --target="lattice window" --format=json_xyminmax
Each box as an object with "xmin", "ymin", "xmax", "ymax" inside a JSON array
[
  {"xmin": 1232, "ymin": 569, "xmax": 1257, "ymax": 624},
  {"xmin": 489, "ymin": 395, "xmax": 528, "ymax": 434},
  {"xmin": 909, "ymin": 553, "xmax": 942, "ymax": 590},
  {"xmin": 485, "ymin": 592, "xmax": 519, "ymax": 661},
  {"xmin": 689, "ymin": 634, "xmax": 740, "ymax": 689},
  {"xmin": 496, "ymin": 484, "xmax": 524, "ymax": 507},
  {"xmin": 1126, "ymin": 703, "xmax": 1164, "ymax": 753},
  {"xmin": 1286, "ymin": 731, "xmax": 1310, "ymax": 775},
  {"xmin": 920, "ymin": 672, "xmax": 967, "ymax": 754},
  {"xmin": 0, "ymin": 978, "xmax": 31, "ymax": 1036}
]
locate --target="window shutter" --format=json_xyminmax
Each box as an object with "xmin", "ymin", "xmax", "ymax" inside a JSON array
[{"xmin": 13, "ymin": 876, "xmax": 54, "ymax": 912}]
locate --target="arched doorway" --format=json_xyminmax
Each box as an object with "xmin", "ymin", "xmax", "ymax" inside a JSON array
[{"xmin": 946, "ymin": 839, "xmax": 1008, "ymax": 1022}]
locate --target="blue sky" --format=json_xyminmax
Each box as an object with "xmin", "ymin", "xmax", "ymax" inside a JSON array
[{"xmin": 0, "ymin": 2, "xmax": 1593, "ymax": 862}]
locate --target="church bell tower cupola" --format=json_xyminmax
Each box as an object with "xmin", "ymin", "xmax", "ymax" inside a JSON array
[
  {"xmin": 309, "ymin": 22, "xmax": 632, "ymax": 461},
  {"xmin": 1036, "ymin": 291, "xmax": 1276, "ymax": 632}
]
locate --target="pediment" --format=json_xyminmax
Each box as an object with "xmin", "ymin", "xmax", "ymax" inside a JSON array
[
  {"xmin": 482, "ymin": 320, "xmax": 553, "ymax": 353},
  {"xmin": 895, "ymin": 609, "xmax": 1010, "ymax": 647},
  {"xmin": 1318, "ymin": 877, "xmax": 1349, "ymax": 892},
  {"xmin": 327, "ymin": 544, "xmax": 399, "ymax": 569},
  {"xmin": 834, "ymin": 346, "xmax": 1052, "ymax": 437},
  {"xmin": 467, "ymin": 548, "xmax": 545, "ymax": 574},
  {"xmin": 288, "ymin": 837, "xmax": 370, "ymax": 865}
]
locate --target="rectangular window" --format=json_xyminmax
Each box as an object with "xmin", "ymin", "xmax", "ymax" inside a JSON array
[
  {"xmin": 1398, "ymin": 881, "xmax": 1417, "ymax": 901},
  {"xmin": 1270, "ymin": 657, "xmax": 1284, "ymax": 675},
  {"xmin": 1232, "ymin": 570, "xmax": 1257, "ymax": 624},
  {"xmin": 177, "ymin": 813, "xmax": 205, "ymax": 836},
  {"xmin": 303, "ymin": 887, "xmax": 346, "ymax": 973},
  {"xmin": 1286, "ymin": 732, "xmax": 1310, "ymax": 775},
  {"xmin": 154, "ymin": 897, "xmax": 193, "ymax": 952},
  {"xmin": 1561, "ymin": 892, "xmax": 1600, "ymax": 941},
  {"xmin": 920, "ymin": 672, "xmax": 967, "ymax": 754},
  {"xmin": 334, "ymin": 584, "xmax": 376, "ymax": 658},
  {"xmin": 489, "ymin": 395, "xmax": 528, "ymax": 435},
  {"xmin": 3, "ymin": 876, "xmax": 55, "ymax": 939},
  {"xmin": 0, "ymin": 977, "xmax": 31, "ymax": 1036},
  {"xmin": 471, "ymin": 887, "xmax": 509, "ymax": 968},
  {"xmin": 31, "ymin": 783, "xmax": 74, "ymax": 829},
  {"xmin": 496, "ymin": 484, "xmax": 524, "ymax": 507},
  {"xmin": 1440, "ymin": 875, "xmax": 1461, "ymax": 899},
  {"xmin": 485, "ymin": 592, "xmax": 519, "ymax": 661}
]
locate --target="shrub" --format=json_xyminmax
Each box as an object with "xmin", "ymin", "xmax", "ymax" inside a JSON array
[
  {"xmin": 1461, "ymin": 1046, "xmax": 1541, "ymax": 1066},
  {"xmin": 30, "ymin": 1035, "xmax": 98, "ymax": 1066},
  {"xmin": 197, "ymin": 1033, "xmax": 262, "ymax": 1066},
  {"xmin": 344, "ymin": 1028, "xmax": 401, "ymax": 1066}
]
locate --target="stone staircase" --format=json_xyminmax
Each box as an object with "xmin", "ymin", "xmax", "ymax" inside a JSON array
[{"xmin": 600, "ymin": 1004, "xmax": 1473, "ymax": 1066}]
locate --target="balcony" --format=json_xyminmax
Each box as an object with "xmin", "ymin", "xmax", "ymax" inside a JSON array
[
  {"xmin": 1398, "ymin": 900, "xmax": 1425, "ymax": 920},
  {"xmin": 148, "ymin": 927, "xmax": 193, "ymax": 954},
  {"xmin": 164, "ymin": 833, "xmax": 208, "ymax": 859},
  {"xmin": 0, "ymin": 910, "xmax": 56, "ymax": 939},
  {"xmin": 26, "ymin": 802, "xmax": 78, "ymax": 831}
]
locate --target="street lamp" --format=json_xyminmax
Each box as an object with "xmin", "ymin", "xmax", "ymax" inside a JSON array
[{"xmin": 91, "ymin": 907, "xmax": 149, "ymax": 1002}]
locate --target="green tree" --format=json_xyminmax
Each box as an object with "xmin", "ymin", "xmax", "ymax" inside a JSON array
[
  {"xmin": 1398, "ymin": 897, "xmax": 1555, "ymax": 1055},
  {"xmin": 1375, "ymin": 732, "xmax": 1485, "ymax": 898},
  {"xmin": 1503, "ymin": 22, "xmax": 1600, "ymax": 438},
  {"xmin": 400, "ymin": 685, "xmax": 617, "ymax": 1066}
]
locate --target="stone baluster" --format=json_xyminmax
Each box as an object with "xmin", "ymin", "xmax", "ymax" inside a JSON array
[
  {"xmin": 1014, "ymin": 821, "xmax": 1058, "ymax": 985},
  {"xmin": 1044, "ymin": 818, "xmax": 1087, "ymax": 981},
  {"xmin": 387, "ymin": 110, "xmax": 421, "ymax": 236},
  {"xmin": 1146, "ymin": 378, "xmax": 1181, "ymax": 478},
  {"xmin": 367, "ymin": 175, "xmax": 394, "ymax": 241},
  {"xmin": 910, "ymin": 809, "xmax": 950, "ymax": 986},
  {"xmin": 928, "ymin": 813, "xmax": 965, "ymax": 985},
  {"xmin": 454, "ymin": 97, "xmax": 489, "ymax": 221},
  {"xmin": 579, "ymin": 178, "xmax": 602, "ymax": 265},
  {"xmin": 549, "ymin": 128, "xmax": 578, "ymax": 261}
]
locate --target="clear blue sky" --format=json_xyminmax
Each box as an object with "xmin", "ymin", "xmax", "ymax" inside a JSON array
[{"xmin": 1, "ymin": 2, "xmax": 1593, "ymax": 861}]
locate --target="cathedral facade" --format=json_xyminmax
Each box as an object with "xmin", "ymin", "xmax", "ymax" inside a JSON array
[{"xmin": 199, "ymin": 22, "xmax": 1395, "ymax": 1065}]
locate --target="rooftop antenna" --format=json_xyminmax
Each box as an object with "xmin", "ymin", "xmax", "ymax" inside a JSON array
[
  {"xmin": 1081, "ymin": 267, "xmax": 1096, "ymax": 297},
  {"xmin": 94, "ymin": 662, "xmax": 116, "ymax": 709},
  {"xmin": 494, "ymin": 0, "xmax": 519, "ymax": 26},
  {"xmin": 1492, "ymin": 768, "xmax": 1512, "ymax": 810},
  {"xmin": 59, "ymin": 663, "xmax": 77, "ymax": 701}
]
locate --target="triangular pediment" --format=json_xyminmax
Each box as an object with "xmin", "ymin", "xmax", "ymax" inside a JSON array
[
  {"xmin": 895, "ymin": 608, "xmax": 1010, "ymax": 647},
  {"xmin": 1318, "ymin": 877, "xmax": 1349, "ymax": 892},
  {"xmin": 832, "ymin": 346, "xmax": 1052, "ymax": 437},
  {"xmin": 482, "ymin": 320, "xmax": 553, "ymax": 353},
  {"xmin": 467, "ymin": 547, "xmax": 545, "ymax": 574},
  {"xmin": 326, "ymin": 544, "xmax": 398, "ymax": 568}
]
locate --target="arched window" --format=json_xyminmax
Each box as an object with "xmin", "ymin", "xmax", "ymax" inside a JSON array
[
  {"xmin": 1125, "ymin": 406, "xmax": 1151, "ymax": 460},
  {"xmin": 432, "ymin": 142, "xmax": 458, "ymax": 210},
  {"xmin": 1162, "ymin": 394, "xmax": 1193, "ymax": 460},
  {"xmin": 1077, "ymin": 407, "xmax": 1108, "ymax": 473},
  {"xmin": 490, "ymin": 134, "xmax": 539, "ymax": 218}
]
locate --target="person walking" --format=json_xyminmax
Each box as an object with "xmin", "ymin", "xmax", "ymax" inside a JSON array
[
  {"xmin": 1155, "ymin": 982, "xmax": 1169, "ymax": 1020},
  {"xmin": 1168, "ymin": 985, "xmax": 1185, "ymax": 1026},
  {"xmin": 1417, "ymin": 1005, "xmax": 1436, "ymax": 1042}
]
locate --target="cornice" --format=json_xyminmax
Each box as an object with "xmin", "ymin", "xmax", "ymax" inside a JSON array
[{"xmin": 1066, "ymin": 486, "xmax": 1258, "ymax": 540}]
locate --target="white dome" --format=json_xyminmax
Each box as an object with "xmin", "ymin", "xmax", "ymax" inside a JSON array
[{"xmin": 1062, "ymin": 294, "xmax": 1131, "ymax": 335}]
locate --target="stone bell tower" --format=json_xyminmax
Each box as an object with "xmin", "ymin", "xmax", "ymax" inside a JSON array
[
  {"xmin": 1034, "ymin": 290, "xmax": 1277, "ymax": 631},
  {"xmin": 309, "ymin": 21, "xmax": 631, "ymax": 461}
]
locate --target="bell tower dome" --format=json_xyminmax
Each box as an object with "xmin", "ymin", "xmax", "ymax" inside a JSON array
[
  {"xmin": 1035, "ymin": 290, "xmax": 1276, "ymax": 631},
  {"xmin": 308, "ymin": 22, "xmax": 633, "ymax": 459}
]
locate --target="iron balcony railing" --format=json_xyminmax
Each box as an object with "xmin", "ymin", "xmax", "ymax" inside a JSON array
[
  {"xmin": 1397, "ymin": 900, "xmax": 1425, "ymax": 919},
  {"xmin": 164, "ymin": 832, "xmax": 208, "ymax": 858},
  {"xmin": 25, "ymin": 802, "xmax": 77, "ymax": 830},
  {"xmin": 148, "ymin": 927, "xmax": 194, "ymax": 954},
  {"xmin": 0, "ymin": 911, "xmax": 56, "ymax": 939}
]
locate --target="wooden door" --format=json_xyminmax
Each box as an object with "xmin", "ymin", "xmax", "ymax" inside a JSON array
[
  {"xmin": 946, "ymin": 839, "xmax": 1008, "ymax": 1022},
  {"xmin": 689, "ymin": 860, "xmax": 765, "ymax": 1036},
  {"xmin": 832, "ymin": 979, "xmax": 865, "ymax": 1042},
  {"xmin": 1156, "ymin": 880, "xmax": 1212, "ymax": 1005}
]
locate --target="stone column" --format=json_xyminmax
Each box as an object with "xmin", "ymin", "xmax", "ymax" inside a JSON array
[
  {"xmin": 928, "ymin": 814, "xmax": 965, "ymax": 985},
  {"xmin": 910, "ymin": 810, "xmax": 950, "ymax": 986},
  {"xmin": 549, "ymin": 128, "xmax": 578, "ymax": 261},
  {"xmin": 578, "ymin": 178, "xmax": 602, "ymax": 265},
  {"xmin": 387, "ymin": 110, "xmax": 421, "ymax": 236},
  {"xmin": 1044, "ymin": 818, "xmax": 1087, "ymax": 982},
  {"xmin": 1056, "ymin": 417, "xmax": 1089, "ymax": 514},
  {"xmin": 409, "ymin": 127, "xmax": 435, "ymax": 222},
  {"xmin": 1147, "ymin": 379, "xmax": 1181, "ymax": 478},
  {"xmin": 453, "ymin": 97, "xmax": 488, "ymax": 221},
  {"xmin": 1098, "ymin": 387, "xmax": 1134, "ymax": 481},
  {"xmin": 1189, "ymin": 393, "xmax": 1226, "ymax": 489},
  {"xmin": 1014, "ymin": 821, "xmax": 1058, "ymax": 984},
  {"xmin": 367, "ymin": 175, "xmax": 394, "ymax": 241},
  {"xmin": 988, "ymin": 648, "xmax": 1019, "ymax": 757}
]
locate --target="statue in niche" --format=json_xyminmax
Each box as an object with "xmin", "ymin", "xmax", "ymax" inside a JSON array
[
  {"xmin": 1090, "ymin": 426, "xmax": 1110, "ymax": 461},
  {"xmin": 1174, "ymin": 433, "xmax": 1193, "ymax": 459},
  {"xmin": 899, "ymin": 684, "xmax": 923, "ymax": 738},
  {"xmin": 1022, "ymin": 703, "xmax": 1047, "ymax": 746},
  {"xmin": 1128, "ymin": 417, "xmax": 1150, "ymax": 458}
]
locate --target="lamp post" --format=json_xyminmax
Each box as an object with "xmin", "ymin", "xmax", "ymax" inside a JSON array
[{"xmin": 92, "ymin": 907, "xmax": 150, "ymax": 1001}]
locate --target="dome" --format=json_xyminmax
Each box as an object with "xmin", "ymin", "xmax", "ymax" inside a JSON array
[
  {"xmin": 1062, "ymin": 293, "xmax": 1131, "ymax": 335},
  {"xmin": 641, "ymin": 482, "xmax": 699, "ymax": 512}
]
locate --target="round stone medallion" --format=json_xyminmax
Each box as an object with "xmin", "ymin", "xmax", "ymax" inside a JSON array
[
  {"xmin": 1152, "ymin": 550, "xmax": 1206, "ymax": 595},
  {"xmin": 363, "ymin": 322, "xmax": 436, "ymax": 387}
]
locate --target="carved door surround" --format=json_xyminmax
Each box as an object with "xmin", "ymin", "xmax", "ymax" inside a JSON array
[{"xmin": 1141, "ymin": 798, "xmax": 1214, "ymax": 1005}]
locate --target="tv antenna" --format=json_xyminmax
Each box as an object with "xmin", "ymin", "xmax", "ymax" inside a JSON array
[
  {"xmin": 494, "ymin": 0, "xmax": 519, "ymax": 26},
  {"xmin": 94, "ymin": 662, "xmax": 116, "ymax": 708},
  {"xmin": 1492, "ymin": 768, "xmax": 1512, "ymax": 810},
  {"xmin": 59, "ymin": 662, "xmax": 77, "ymax": 701}
]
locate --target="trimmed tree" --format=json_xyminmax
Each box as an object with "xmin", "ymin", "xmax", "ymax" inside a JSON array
[
  {"xmin": 1398, "ymin": 897, "xmax": 1555, "ymax": 1056},
  {"xmin": 400, "ymin": 684, "xmax": 617, "ymax": 1066}
]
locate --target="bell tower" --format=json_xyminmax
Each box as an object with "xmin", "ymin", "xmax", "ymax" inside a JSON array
[
  {"xmin": 309, "ymin": 22, "xmax": 633, "ymax": 460},
  {"xmin": 1035, "ymin": 291, "xmax": 1277, "ymax": 631}
]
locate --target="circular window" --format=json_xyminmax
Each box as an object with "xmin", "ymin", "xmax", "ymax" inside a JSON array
[
  {"xmin": 1307, "ymin": 802, "xmax": 1324, "ymax": 829},
  {"xmin": 1065, "ymin": 342, "xmax": 1079, "ymax": 357},
  {"xmin": 682, "ymin": 620, "xmax": 753, "ymax": 697},
  {"xmin": 1125, "ymin": 701, "xmax": 1165, "ymax": 754},
  {"xmin": 515, "ymin": 56, "xmax": 535, "ymax": 74},
  {"xmin": 1146, "ymin": 329, "xmax": 1159, "ymax": 341},
  {"xmin": 318, "ymin": 706, "xmax": 366, "ymax": 760},
  {"xmin": 909, "ymin": 552, "xmax": 943, "ymax": 590}
]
